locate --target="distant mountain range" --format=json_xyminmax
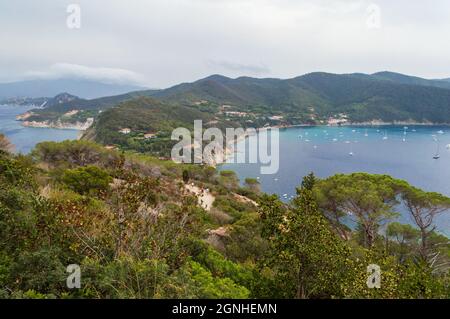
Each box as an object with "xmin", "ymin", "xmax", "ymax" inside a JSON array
[
  {"xmin": 0, "ymin": 78, "xmax": 148, "ymax": 99},
  {"xmin": 13, "ymin": 71, "xmax": 450, "ymax": 130}
]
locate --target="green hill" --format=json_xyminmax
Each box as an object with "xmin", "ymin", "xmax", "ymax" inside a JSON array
[
  {"xmin": 19, "ymin": 71, "xmax": 450, "ymax": 126},
  {"xmin": 84, "ymin": 97, "xmax": 240, "ymax": 156},
  {"xmin": 152, "ymin": 72, "xmax": 450, "ymax": 123},
  {"xmin": 370, "ymin": 71, "xmax": 450, "ymax": 90}
]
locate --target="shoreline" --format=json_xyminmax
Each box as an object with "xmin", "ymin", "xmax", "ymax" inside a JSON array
[
  {"xmin": 19, "ymin": 118, "xmax": 94, "ymax": 131},
  {"xmin": 217, "ymin": 121, "xmax": 450, "ymax": 166}
]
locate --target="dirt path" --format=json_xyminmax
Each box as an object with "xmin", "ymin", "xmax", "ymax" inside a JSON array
[{"xmin": 185, "ymin": 184, "xmax": 215, "ymax": 211}]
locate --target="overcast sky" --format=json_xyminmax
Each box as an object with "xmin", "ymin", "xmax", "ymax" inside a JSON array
[{"xmin": 1, "ymin": 0, "xmax": 450, "ymax": 88}]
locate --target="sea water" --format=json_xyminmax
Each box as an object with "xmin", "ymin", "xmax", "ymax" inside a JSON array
[
  {"xmin": 221, "ymin": 125, "xmax": 450, "ymax": 235},
  {"xmin": 0, "ymin": 104, "xmax": 79, "ymax": 154}
]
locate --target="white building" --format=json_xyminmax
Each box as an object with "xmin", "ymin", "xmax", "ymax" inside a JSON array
[{"xmin": 119, "ymin": 128, "xmax": 131, "ymax": 134}]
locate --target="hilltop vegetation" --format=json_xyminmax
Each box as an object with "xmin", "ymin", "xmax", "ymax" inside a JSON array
[
  {"xmin": 19, "ymin": 72, "xmax": 450, "ymax": 129},
  {"xmin": 0, "ymin": 140, "xmax": 449, "ymax": 299},
  {"xmin": 83, "ymin": 97, "xmax": 243, "ymax": 157},
  {"xmin": 156, "ymin": 72, "xmax": 450, "ymax": 123}
]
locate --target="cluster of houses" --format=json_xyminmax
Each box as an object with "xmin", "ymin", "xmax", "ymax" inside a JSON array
[
  {"xmin": 118, "ymin": 128, "xmax": 158, "ymax": 139},
  {"xmin": 224, "ymin": 111, "xmax": 249, "ymax": 117},
  {"xmin": 220, "ymin": 105, "xmax": 287, "ymax": 123},
  {"xmin": 327, "ymin": 113, "xmax": 349, "ymax": 126}
]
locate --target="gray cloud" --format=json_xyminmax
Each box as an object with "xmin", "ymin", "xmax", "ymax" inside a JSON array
[
  {"xmin": 24, "ymin": 63, "xmax": 149, "ymax": 86},
  {"xmin": 1, "ymin": 0, "xmax": 450, "ymax": 88}
]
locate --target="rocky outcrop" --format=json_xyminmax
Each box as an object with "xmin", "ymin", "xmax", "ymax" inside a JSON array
[{"xmin": 21, "ymin": 117, "xmax": 94, "ymax": 130}]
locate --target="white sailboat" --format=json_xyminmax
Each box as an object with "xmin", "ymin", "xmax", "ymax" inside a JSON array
[
  {"xmin": 433, "ymin": 138, "xmax": 441, "ymax": 159},
  {"xmin": 364, "ymin": 129, "xmax": 368, "ymax": 137},
  {"xmin": 349, "ymin": 141, "xmax": 354, "ymax": 156},
  {"xmin": 382, "ymin": 131, "xmax": 388, "ymax": 140}
]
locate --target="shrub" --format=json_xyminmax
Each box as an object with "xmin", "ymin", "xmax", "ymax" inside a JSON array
[{"xmin": 61, "ymin": 166, "xmax": 112, "ymax": 195}]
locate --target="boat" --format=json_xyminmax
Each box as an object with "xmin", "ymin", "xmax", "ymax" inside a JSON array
[
  {"xmin": 437, "ymin": 130, "xmax": 444, "ymax": 134},
  {"xmin": 364, "ymin": 129, "xmax": 368, "ymax": 137},
  {"xmin": 382, "ymin": 131, "xmax": 388, "ymax": 140},
  {"xmin": 349, "ymin": 141, "xmax": 354, "ymax": 156},
  {"xmin": 433, "ymin": 139, "xmax": 441, "ymax": 159}
]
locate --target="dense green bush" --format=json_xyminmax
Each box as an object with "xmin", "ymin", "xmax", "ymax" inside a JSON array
[{"xmin": 61, "ymin": 166, "xmax": 112, "ymax": 195}]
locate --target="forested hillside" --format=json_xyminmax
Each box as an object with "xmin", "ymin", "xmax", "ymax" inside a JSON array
[
  {"xmin": 19, "ymin": 72, "xmax": 450, "ymax": 127},
  {"xmin": 153, "ymin": 72, "xmax": 450, "ymax": 123},
  {"xmin": 83, "ymin": 97, "xmax": 242, "ymax": 157}
]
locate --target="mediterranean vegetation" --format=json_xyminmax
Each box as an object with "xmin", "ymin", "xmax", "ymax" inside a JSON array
[{"xmin": 0, "ymin": 136, "xmax": 448, "ymax": 299}]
